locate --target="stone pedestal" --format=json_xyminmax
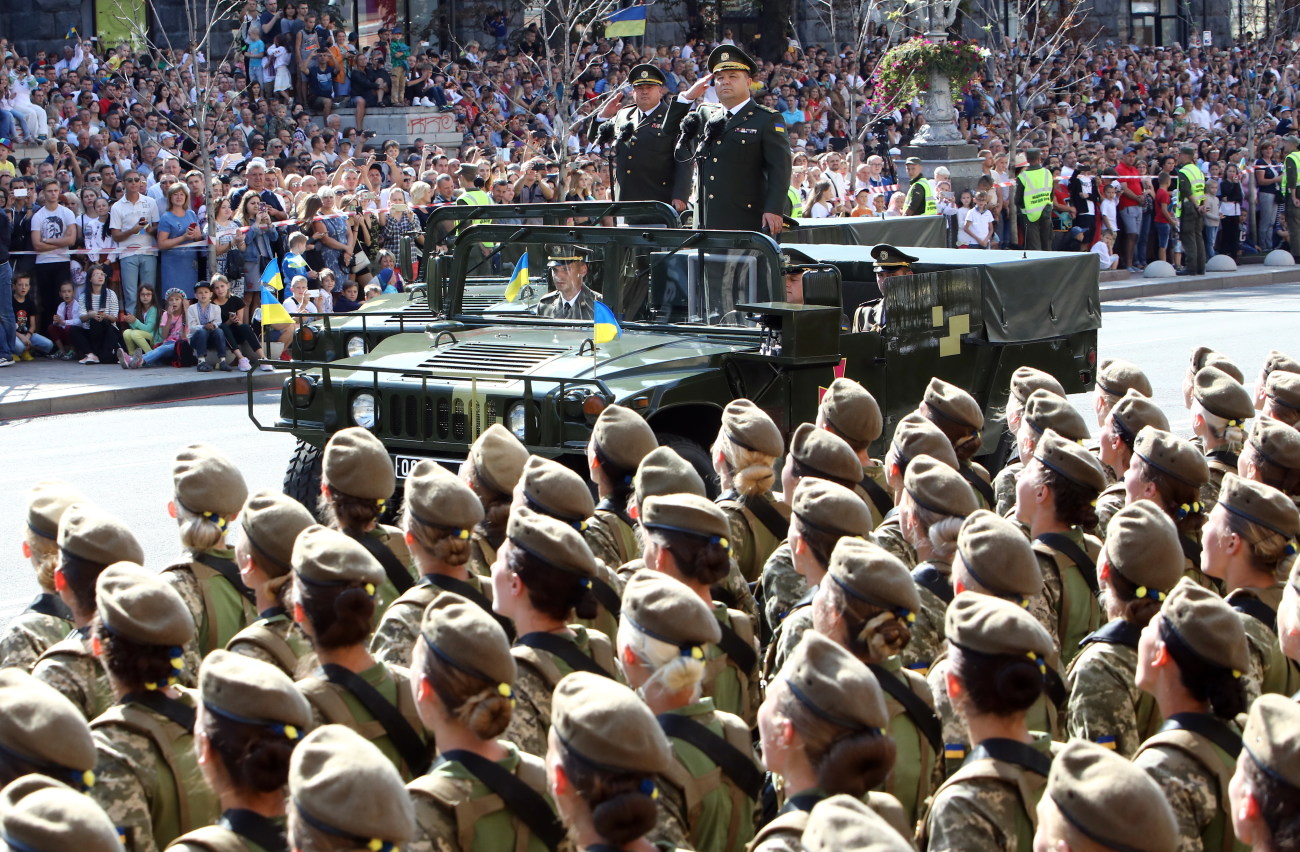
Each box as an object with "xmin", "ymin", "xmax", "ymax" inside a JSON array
[{"xmin": 898, "ymin": 142, "xmax": 984, "ymax": 198}]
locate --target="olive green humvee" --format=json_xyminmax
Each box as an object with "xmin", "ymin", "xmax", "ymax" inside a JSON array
[{"xmin": 251, "ymin": 225, "xmax": 1099, "ymax": 507}]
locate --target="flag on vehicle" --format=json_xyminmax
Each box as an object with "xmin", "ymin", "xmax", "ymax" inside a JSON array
[
  {"xmin": 505, "ymin": 251, "xmax": 528, "ymax": 302},
  {"xmin": 593, "ymin": 300, "xmax": 621, "ymax": 344},
  {"xmin": 605, "ymin": 5, "xmax": 647, "ymax": 38}
]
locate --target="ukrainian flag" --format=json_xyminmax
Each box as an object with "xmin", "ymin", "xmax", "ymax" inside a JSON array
[
  {"xmin": 593, "ymin": 301, "xmax": 621, "ymax": 344},
  {"xmin": 261, "ymin": 258, "xmax": 284, "ymax": 291},
  {"xmin": 504, "ymin": 251, "xmax": 528, "ymax": 303},
  {"xmin": 605, "ymin": 5, "xmax": 647, "ymax": 38},
  {"xmin": 259, "ymin": 259, "xmax": 293, "ymax": 325}
]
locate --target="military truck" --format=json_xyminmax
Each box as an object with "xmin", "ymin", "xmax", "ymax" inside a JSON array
[{"xmin": 250, "ymin": 224, "xmax": 1099, "ymax": 507}]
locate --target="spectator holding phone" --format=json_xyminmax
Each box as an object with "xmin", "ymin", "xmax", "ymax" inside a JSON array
[
  {"xmin": 109, "ymin": 169, "xmax": 159, "ymax": 315},
  {"xmin": 158, "ymin": 182, "xmax": 203, "ymax": 299},
  {"xmin": 30, "ymin": 178, "xmax": 78, "ymax": 333}
]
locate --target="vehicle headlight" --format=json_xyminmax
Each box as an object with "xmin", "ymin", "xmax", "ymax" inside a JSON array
[
  {"xmin": 351, "ymin": 392, "xmax": 378, "ymax": 429},
  {"xmin": 506, "ymin": 402, "xmax": 527, "ymax": 440},
  {"xmin": 346, "ymin": 335, "xmax": 367, "ymax": 357}
]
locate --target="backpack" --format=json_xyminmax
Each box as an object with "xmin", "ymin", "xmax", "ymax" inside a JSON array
[{"xmin": 408, "ymin": 751, "xmax": 553, "ymax": 852}]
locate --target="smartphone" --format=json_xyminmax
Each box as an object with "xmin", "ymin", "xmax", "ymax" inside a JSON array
[{"xmin": 14, "ymin": 189, "xmax": 27, "ymax": 198}]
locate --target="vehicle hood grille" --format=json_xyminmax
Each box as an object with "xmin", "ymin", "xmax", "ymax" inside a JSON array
[{"xmin": 415, "ymin": 341, "xmax": 570, "ymax": 375}]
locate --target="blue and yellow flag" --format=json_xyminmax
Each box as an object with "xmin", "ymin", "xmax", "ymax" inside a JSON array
[
  {"xmin": 260, "ymin": 285, "xmax": 293, "ymax": 325},
  {"xmin": 66, "ymin": 26, "xmax": 78, "ymax": 40},
  {"xmin": 605, "ymin": 5, "xmax": 647, "ymax": 38},
  {"xmin": 593, "ymin": 300, "xmax": 621, "ymax": 344},
  {"xmin": 260, "ymin": 258, "xmax": 284, "ymax": 291},
  {"xmin": 504, "ymin": 251, "xmax": 528, "ymax": 303}
]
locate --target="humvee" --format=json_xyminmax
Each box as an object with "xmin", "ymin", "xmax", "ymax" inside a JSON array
[{"xmin": 251, "ymin": 224, "xmax": 1099, "ymax": 508}]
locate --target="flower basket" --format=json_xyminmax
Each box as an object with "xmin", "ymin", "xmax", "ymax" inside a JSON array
[{"xmin": 869, "ymin": 37, "xmax": 988, "ymax": 110}]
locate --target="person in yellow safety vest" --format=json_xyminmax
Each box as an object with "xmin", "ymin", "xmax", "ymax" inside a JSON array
[
  {"xmin": 786, "ymin": 185, "xmax": 802, "ymax": 218},
  {"xmin": 1176, "ymin": 145, "xmax": 1207, "ymax": 276},
  {"xmin": 1015, "ymin": 147, "xmax": 1054, "ymax": 251},
  {"xmin": 1281, "ymin": 135, "xmax": 1300, "ymax": 262},
  {"xmin": 454, "ymin": 163, "xmax": 495, "ymax": 253},
  {"xmin": 904, "ymin": 157, "xmax": 936, "ymax": 216}
]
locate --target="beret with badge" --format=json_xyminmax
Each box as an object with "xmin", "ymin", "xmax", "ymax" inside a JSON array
[
  {"xmin": 1247, "ymin": 415, "xmax": 1300, "ymax": 474},
  {"xmin": 552, "ymin": 671, "xmax": 673, "ymax": 775},
  {"xmin": 519, "ymin": 455, "xmax": 595, "ymax": 528},
  {"xmin": 1103, "ymin": 499, "xmax": 1184, "ymax": 597},
  {"xmin": 791, "ymin": 477, "xmax": 872, "ymax": 538},
  {"xmin": 1265, "ymin": 369, "xmax": 1300, "ymax": 414},
  {"xmin": 1034, "ymin": 428, "xmax": 1108, "ymax": 493},
  {"xmin": 403, "ymin": 459, "xmax": 484, "ymax": 539},
  {"xmin": 468, "ymin": 423, "xmax": 530, "ymax": 495},
  {"xmin": 239, "ymin": 490, "xmax": 315, "ymax": 577},
  {"xmin": 825, "ymin": 536, "xmax": 920, "ymax": 619},
  {"xmin": 419, "ymin": 592, "xmax": 516, "ymax": 694},
  {"xmin": 199, "ymin": 649, "xmax": 313, "ymax": 742},
  {"xmin": 889, "ymin": 411, "xmax": 958, "ymax": 470},
  {"xmin": 1097, "ymin": 358, "xmax": 1153, "ymax": 398},
  {"xmin": 1158, "ymin": 577, "xmax": 1250, "ymax": 677},
  {"xmin": 289, "ymin": 724, "xmax": 415, "ymax": 848},
  {"xmin": 1010, "ymin": 366, "xmax": 1066, "ymax": 405},
  {"xmin": 1021, "ymin": 389, "xmax": 1090, "ymax": 442},
  {"xmin": 819, "ymin": 377, "xmax": 883, "ymax": 446},
  {"xmin": 1109, "ymin": 388, "xmax": 1170, "ymax": 441},
  {"xmin": 635, "ymin": 446, "xmax": 706, "ymax": 507},
  {"xmin": 323, "ymin": 427, "xmax": 395, "ymax": 501},
  {"xmin": 905, "ymin": 454, "xmax": 979, "ymax": 518},
  {"xmin": 1241, "ymin": 694, "xmax": 1300, "ymax": 794},
  {"xmin": 777, "ymin": 630, "xmax": 890, "ymax": 733},
  {"xmin": 292, "ymin": 524, "xmax": 386, "ymax": 590},
  {"xmin": 1045, "ymin": 739, "xmax": 1178, "ymax": 852},
  {"xmin": 0, "ymin": 669, "xmax": 97, "ymax": 790},
  {"xmin": 621, "ymin": 570, "xmax": 721, "ymax": 652},
  {"xmin": 1193, "ymin": 366, "xmax": 1254, "ymax": 424},
  {"xmin": 591, "ymin": 404, "xmax": 659, "ymax": 473},
  {"xmin": 801, "ymin": 794, "xmax": 914, "ymax": 852},
  {"xmin": 945, "ymin": 591, "xmax": 1054, "ymax": 663},
  {"xmin": 0, "ymin": 776, "xmax": 123, "ymax": 852},
  {"xmin": 96, "ymin": 562, "xmax": 195, "ymax": 665},
  {"xmin": 507, "ymin": 506, "xmax": 597, "ymax": 579},
  {"xmin": 25, "ymin": 479, "xmax": 85, "ymax": 542},
  {"xmin": 1216, "ymin": 473, "xmax": 1300, "ymax": 542},
  {"xmin": 58, "ymin": 503, "xmax": 145, "ymax": 567},
  {"xmin": 924, "ymin": 377, "xmax": 984, "ymax": 431},
  {"xmin": 955, "ymin": 510, "xmax": 1043, "ymax": 600},
  {"xmin": 721, "ymin": 399, "xmax": 784, "ymax": 459},
  {"xmin": 789, "ymin": 422, "xmax": 863, "ymax": 489}
]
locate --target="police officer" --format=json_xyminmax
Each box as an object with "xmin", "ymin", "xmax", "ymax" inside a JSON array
[
  {"xmin": 0, "ymin": 669, "xmax": 97, "ymax": 791},
  {"xmin": 1281, "ymin": 135, "xmax": 1300, "ymax": 263},
  {"xmin": 1229, "ymin": 695, "xmax": 1300, "ymax": 849},
  {"xmin": 675, "ymin": 45, "xmax": 791, "ymax": 235},
  {"xmin": 1016, "ymin": 148, "xmax": 1054, "ymax": 251},
  {"xmin": 903, "ymin": 157, "xmax": 934, "ymax": 216},
  {"xmin": 590, "ymin": 63, "xmax": 692, "ymax": 218},
  {"xmin": 536, "ymin": 244, "xmax": 599, "ymax": 319},
  {"xmin": 1176, "ymin": 144, "xmax": 1208, "ymax": 275},
  {"xmin": 852, "ymin": 244, "xmax": 917, "ymax": 332},
  {"xmin": 0, "ymin": 776, "xmax": 123, "ymax": 852},
  {"xmin": 584, "ymin": 404, "xmax": 659, "ymax": 569}
]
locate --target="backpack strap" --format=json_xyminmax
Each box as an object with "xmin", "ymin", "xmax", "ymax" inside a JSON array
[
  {"xmin": 1230, "ymin": 594, "xmax": 1278, "ymax": 635},
  {"xmin": 867, "ymin": 664, "xmax": 943, "ymax": 755},
  {"xmin": 656, "ymin": 713, "xmax": 764, "ymax": 800},
  {"xmin": 94, "ymin": 694, "xmax": 197, "ymax": 833},
  {"xmin": 858, "ymin": 474, "xmax": 894, "ymax": 518},
  {"xmin": 912, "ymin": 565, "xmax": 954, "ymax": 605},
  {"xmin": 319, "ymin": 664, "xmax": 429, "ymax": 776},
  {"xmin": 1159, "ymin": 713, "xmax": 1243, "ymax": 760},
  {"xmin": 1180, "ymin": 534, "xmax": 1203, "ymax": 571},
  {"xmin": 353, "ymin": 532, "xmax": 414, "ymax": 594},
  {"xmin": 227, "ymin": 620, "xmax": 300, "ymax": 676},
  {"xmin": 961, "ymin": 466, "xmax": 996, "ymax": 508},
  {"xmin": 194, "ymin": 553, "xmax": 256, "ymax": 605},
  {"xmin": 713, "ymin": 615, "xmax": 759, "ymax": 678},
  {"xmin": 1079, "ymin": 619, "xmax": 1142, "ymax": 650},
  {"xmin": 966, "ymin": 738, "xmax": 1053, "ymax": 778},
  {"xmin": 219, "ymin": 809, "xmax": 288, "ymax": 852},
  {"xmin": 737, "ymin": 494, "xmax": 790, "ymax": 542},
  {"xmin": 419, "ymin": 574, "xmax": 515, "ymax": 640},
  {"xmin": 437, "ymin": 750, "xmax": 565, "ymax": 851},
  {"xmin": 1035, "ymin": 533, "xmax": 1100, "ymax": 597},
  {"xmin": 513, "ymin": 632, "xmax": 615, "ymax": 679}
]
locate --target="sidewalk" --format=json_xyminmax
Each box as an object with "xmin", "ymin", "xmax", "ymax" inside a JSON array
[{"xmin": 1098, "ymin": 262, "xmax": 1300, "ymax": 301}]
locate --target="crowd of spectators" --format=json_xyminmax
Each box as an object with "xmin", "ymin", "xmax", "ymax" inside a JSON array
[{"xmin": 1, "ymin": 14, "xmax": 1299, "ymax": 367}]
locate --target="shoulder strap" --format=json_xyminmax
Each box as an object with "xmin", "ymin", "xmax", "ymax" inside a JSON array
[
  {"xmin": 353, "ymin": 532, "xmax": 414, "ymax": 594},
  {"xmin": 319, "ymin": 663, "xmax": 428, "ymax": 776},
  {"xmin": 171, "ymin": 825, "xmax": 254, "ymax": 852},
  {"xmin": 589, "ymin": 573, "xmax": 622, "ymax": 621},
  {"xmin": 1161, "ymin": 713, "xmax": 1243, "ymax": 760},
  {"xmin": 227, "ymin": 621, "xmax": 301, "ymax": 675},
  {"xmin": 1035, "ymin": 532, "xmax": 1099, "ymax": 597},
  {"xmin": 961, "ymin": 466, "xmax": 996, "ymax": 508},
  {"xmin": 514, "ymin": 632, "xmax": 615, "ymax": 679},
  {"xmin": 858, "ymin": 474, "xmax": 894, "ymax": 518},
  {"xmin": 867, "ymin": 664, "xmax": 943, "ymax": 755},
  {"xmin": 98, "ymin": 693, "xmax": 197, "ymax": 834},
  {"xmin": 911, "ymin": 565, "xmax": 954, "ymax": 605},
  {"xmin": 967, "ymin": 737, "xmax": 1053, "ymax": 778},
  {"xmin": 420, "ymin": 575, "xmax": 516, "ymax": 640},
  {"xmin": 119, "ymin": 691, "xmax": 196, "ymax": 732},
  {"xmin": 1180, "ymin": 535, "xmax": 1202, "ymax": 571},
  {"xmin": 1079, "ymin": 619, "xmax": 1142, "ymax": 649},
  {"xmin": 25, "ymin": 592, "xmax": 73, "ymax": 621},
  {"xmin": 1230, "ymin": 594, "xmax": 1278, "ymax": 635},
  {"xmin": 437, "ymin": 750, "xmax": 565, "ymax": 852},
  {"xmin": 194, "ymin": 553, "xmax": 257, "ymax": 605},
  {"xmin": 713, "ymin": 617, "xmax": 758, "ymax": 677},
  {"xmin": 738, "ymin": 494, "xmax": 789, "ymax": 541},
  {"xmin": 656, "ymin": 713, "xmax": 763, "ymax": 800},
  {"xmin": 594, "ymin": 497, "xmax": 636, "ymax": 531},
  {"xmin": 220, "ymin": 810, "xmax": 289, "ymax": 852},
  {"xmin": 1207, "ymin": 451, "xmax": 1240, "ymax": 470}
]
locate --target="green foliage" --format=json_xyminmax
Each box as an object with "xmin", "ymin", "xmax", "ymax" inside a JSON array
[{"xmin": 869, "ymin": 36, "xmax": 987, "ymax": 108}]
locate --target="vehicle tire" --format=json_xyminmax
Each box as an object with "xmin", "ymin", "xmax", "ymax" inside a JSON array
[
  {"xmin": 283, "ymin": 440, "xmax": 324, "ymax": 519},
  {"xmin": 655, "ymin": 432, "xmax": 719, "ymax": 499}
]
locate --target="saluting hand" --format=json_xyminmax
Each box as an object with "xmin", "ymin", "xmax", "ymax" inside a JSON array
[
  {"xmin": 681, "ymin": 74, "xmax": 713, "ymax": 101},
  {"xmin": 598, "ymin": 93, "xmax": 625, "ymax": 120}
]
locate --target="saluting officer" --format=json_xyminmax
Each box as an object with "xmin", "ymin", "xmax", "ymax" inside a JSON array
[
  {"xmin": 676, "ymin": 45, "xmax": 792, "ymax": 235},
  {"xmin": 590, "ymin": 63, "xmax": 693, "ymax": 219}
]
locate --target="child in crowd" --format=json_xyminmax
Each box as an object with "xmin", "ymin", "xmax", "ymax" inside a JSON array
[
  {"xmin": 46, "ymin": 282, "xmax": 79, "ymax": 361},
  {"xmin": 1203, "ymin": 178, "xmax": 1221, "ymax": 259},
  {"xmin": 12, "ymin": 273, "xmax": 53, "ymax": 359},
  {"xmin": 375, "ymin": 249, "xmax": 402, "ymax": 293},
  {"xmin": 960, "ymin": 191, "xmax": 996, "ymax": 248},
  {"xmin": 268, "ymin": 33, "xmax": 293, "ymax": 98},
  {"xmin": 141, "ymin": 288, "xmax": 190, "ymax": 368},
  {"xmin": 281, "ymin": 232, "xmax": 316, "ymax": 287},
  {"xmin": 187, "ymin": 279, "xmax": 232, "ymax": 372},
  {"xmin": 245, "ymin": 31, "xmax": 266, "ymax": 84},
  {"xmin": 316, "ymin": 268, "xmax": 337, "ymax": 313},
  {"xmin": 334, "ymin": 280, "xmax": 362, "ymax": 312},
  {"xmin": 1100, "ymin": 181, "xmax": 1119, "ymax": 234},
  {"xmin": 364, "ymin": 282, "xmax": 382, "ymax": 301},
  {"xmin": 120, "ymin": 284, "xmax": 160, "ymax": 363},
  {"xmin": 1090, "ymin": 229, "xmax": 1120, "ymax": 270},
  {"xmin": 389, "ymin": 29, "xmax": 411, "ymax": 104}
]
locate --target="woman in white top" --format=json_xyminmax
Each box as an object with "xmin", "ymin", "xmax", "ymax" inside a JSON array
[
  {"xmin": 802, "ymin": 180, "xmax": 836, "ymax": 218},
  {"xmin": 4, "ymin": 67, "xmax": 49, "ymax": 141},
  {"xmin": 79, "ymin": 193, "xmax": 115, "ymax": 266}
]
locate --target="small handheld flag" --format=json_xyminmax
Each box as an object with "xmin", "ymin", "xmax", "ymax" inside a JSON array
[
  {"xmin": 605, "ymin": 5, "xmax": 647, "ymax": 38},
  {"xmin": 260, "ymin": 287, "xmax": 293, "ymax": 325},
  {"xmin": 504, "ymin": 251, "xmax": 528, "ymax": 303},
  {"xmin": 260, "ymin": 259, "xmax": 284, "ymax": 292},
  {"xmin": 592, "ymin": 300, "xmax": 621, "ymax": 345},
  {"xmin": 66, "ymin": 26, "xmax": 78, "ymax": 40}
]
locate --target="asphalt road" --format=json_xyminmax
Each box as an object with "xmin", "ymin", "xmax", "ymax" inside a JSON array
[{"xmin": 2, "ymin": 282, "xmax": 1297, "ymax": 626}]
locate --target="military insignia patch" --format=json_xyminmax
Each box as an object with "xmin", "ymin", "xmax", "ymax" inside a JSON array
[
  {"xmin": 774, "ymin": 124, "xmax": 785, "ymax": 133},
  {"xmin": 875, "ymin": 248, "xmax": 887, "ymax": 261}
]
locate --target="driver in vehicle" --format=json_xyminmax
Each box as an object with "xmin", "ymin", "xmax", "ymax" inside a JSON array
[
  {"xmin": 782, "ymin": 253, "xmax": 805, "ymax": 304},
  {"xmin": 537, "ymin": 243, "xmax": 599, "ymax": 320},
  {"xmin": 853, "ymin": 243, "xmax": 918, "ymax": 331}
]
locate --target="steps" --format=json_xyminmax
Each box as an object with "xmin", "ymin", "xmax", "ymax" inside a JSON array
[{"xmin": 329, "ymin": 106, "xmax": 462, "ymax": 149}]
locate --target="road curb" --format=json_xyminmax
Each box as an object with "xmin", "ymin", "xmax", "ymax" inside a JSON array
[
  {"xmin": 1100, "ymin": 266, "xmax": 1300, "ymax": 301},
  {"xmin": 0, "ymin": 371, "xmax": 283, "ymax": 421}
]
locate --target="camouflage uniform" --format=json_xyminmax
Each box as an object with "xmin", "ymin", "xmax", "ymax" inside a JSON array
[
  {"xmin": 370, "ymin": 574, "xmax": 490, "ymax": 667},
  {"xmin": 161, "ymin": 549, "xmax": 258, "ymax": 685},
  {"xmin": 919, "ymin": 735, "xmax": 1052, "ymax": 852},
  {"xmin": 167, "ymin": 815, "xmax": 287, "ymax": 852},
  {"xmin": 651, "ymin": 699, "xmax": 752, "ymax": 852},
  {"xmin": 1200, "ymin": 453, "xmax": 1237, "ymax": 519},
  {"xmin": 718, "ymin": 494, "xmax": 788, "ymax": 584},
  {"xmin": 1133, "ymin": 730, "xmax": 1239, "ymax": 852},
  {"xmin": 763, "ymin": 597, "xmax": 812, "ymax": 684},
  {"xmin": 901, "ymin": 563, "xmax": 950, "ymax": 674},
  {"xmin": 226, "ymin": 610, "xmax": 317, "ymax": 679},
  {"xmin": 0, "ymin": 595, "xmax": 72, "ymax": 672},
  {"xmin": 1229, "ymin": 585, "xmax": 1300, "ymax": 699},
  {"xmin": 1064, "ymin": 623, "xmax": 1162, "ymax": 757},
  {"xmin": 862, "ymin": 460, "xmax": 892, "ymax": 529},
  {"xmin": 32, "ymin": 627, "xmax": 114, "ymax": 721},
  {"xmin": 872, "ymin": 514, "xmax": 917, "ymax": 569},
  {"xmin": 361, "ymin": 525, "xmax": 418, "ymax": 616},
  {"xmin": 584, "ymin": 509, "xmax": 641, "ymax": 572},
  {"xmin": 1034, "ymin": 531, "xmax": 1103, "ymax": 665},
  {"xmin": 748, "ymin": 792, "xmax": 910, "ymax": 852},
  {"xmin": 298, "ymin": 662, "xmax": 426, "ymax": 780},
  {"xmin": 504, "ymin": 627, "xmax": 620, "ymax": 758},
  {"xmin": 1093, "ymin": 483, "xmax": 1127, "ymax": 541},
  {"xmin": 759, "ymin": 542, "xmax": 804, "ymax": 635},
  {"xmin": 993, "ymin": 462, "xmax": 1022, "ymax": 517},
  {"xmin": 621, "ymin": 557, "xmax": 758, "ymax": 630},
  {"xmin": 703, "ymin": 604, "xmax": 761, "ymax": 728}
]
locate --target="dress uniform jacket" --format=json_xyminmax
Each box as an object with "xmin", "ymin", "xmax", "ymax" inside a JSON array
[
  {"xmin": 537, "ymin": 286, "xmax": 599, "ymax": 320},
  {"xmin": 688, "ymin": 100, "xmax": 792, "ymax": 232},
  {"xmin": 591, "ymin": 99, "xmax": 692, "ymax": 212}
]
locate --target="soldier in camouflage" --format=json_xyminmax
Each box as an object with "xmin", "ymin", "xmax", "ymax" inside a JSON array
[
  {"xmin": 994, "ymin": 388, "xmax": 1090, "ymax": 518},
  {"xmin": 1190, "ymin": 366, "xmax": 1255, "ymax": 518},
  {"xmin": 873, "ymin": 412, "xmax": 959, "ymax": 570},
  {"xmin": 1090, "ymin": 358, "xmax": 1155, "ymax": 483},
  {"xmin": 712, "ymin": 399, "xmax": 788, "ymax": 584},
  {"xmin": 583, "ymin": 405, "xmax": 659, "ymax": 571},
  {"xmin": 815, "ymin": 377, "xmax": 892, "ymax": 527},
  {"xmin": 1093, "ymin": 390, "xmax": 1169, "ymax": 539},
  {"xmin": 1124, "ymin": 426, "xmax": 1214, "ymax": 591},
  {"xmin": 461, "ymin": 424, "xmax": 529, "ymax": 578},
  {"xmin": 0, "ymin": 668, "xmax": 97, "ymax": 792}
]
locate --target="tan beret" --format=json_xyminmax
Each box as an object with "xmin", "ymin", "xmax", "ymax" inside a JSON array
[
  {"xmin": 172, "ymin": 443, "xmax": 248, "ymax": 520},
  {"xmin": 199, "ymin": 649, "xmax": 313, "ymax": 739},
  {"xmin": 1110, "ymin": 389, "xmax": 1170, "ymax": 439},
  {"xmin": 239, "ymin": 490, "xmax": 316, "ymax": 577},
  {"xmin": 291, "ymin": 524, "xmax": 386, "ymax": 588},
  {"xmin": 801, "ymin": 794, "xmax": 913, "ymax": 852},
  {"xmin": 945, "ymin": 591, "xmax": 1054, "ymax": 659},
  {"xmin": 1034, "ymin": 428, "xmax": 1107, "ymax": 493},
  {"xmin": 1262, "ymin": 349, "xmax": 1300, "ymax": 378},
  {"xmin": 468, "ymin": 423, "xmax": 529, "ymax": 495},
  {"xmin": 955, "ymin": 510, "xmax": 1043, "ymax": 599},
  {"xmin": 905, "ymin": 454, "xmax": 979, "ymax": 518},
  {"xmin": 791, "ymin": 477, "xmax": 872, "ymax": 537},
  {"xmin": 1132, "ymin": 426, "xmax": 1210, "ymax": 489},
  {"xmin": 1218, "ymin": 473, "xmax": 1300, "ymax": 539},
  {"xmin": 641, "ymin": 493, "xmax": 731, "ymax": 542},
  {"xmin": 404, "ymin": 459, "xmax": 485, "ymax": 536},
  {"xmin": 289, "ymin": 724, "xmax": 415, "ymax": 846},
  {"xmin": 721, "ymin": 398, "xmax": 784, "ymax": 458},
  {"xmin": 777, "ymin": 631, "xmax": 889, "ymax": 732},
  {"xmin": 621, "ymin": 570, "xmax": 721, "ymax": 649},
  {"xmin": 592, "ymin": 404, "xmax": 659, "ymax": 472},
  {"xmin": 819, "ymin": 377, "xmax": 883, "ymax": 445},
  {"xmin": 0, "ymin": 670, "xmax": 96, "ymax": 787},
  {"xmin": 1265, "ymin": 370, "xmax": 1300, "ymax": 413},
  {"xmin": 57, "ymin": 504, "xmax": 145, "ymax": 567},
  {"xmin": 323, "ymin": 427, "xmax": 395, "ymax": 501},
  {"xmin": 635, "ymin": 446, "xmax": 706, "ymax": 506},
  {"xmin": 1189, "ymin": 346, "xmax": 1245, "ymax": 384},
  {"xmin": 1193, "ymin": 366, "xmax": 1254, "ymax": 423},
  {"xmin": 1046, "ymin": 740, "xmax": 1178, "ymax": 852},
  {"xmin": 25, "ymin": 480, "xmax": 85, "ymax": 541},
  {"xmin": 1160, "ymin": 577, "xmax": 1249, "ymax": 674},
  {"xmin": 825, "ymin": 536, "xmax": 920, "ymax": 616},
  {"xmin": 1104, "ymin": 500, "xmax": 1184, "ymax": 594},
  {"xmin": 1097, "ymin": 358, "xmax": 1153, "ymax": 398},
  {"xmin": 552, "ymin": 671, "xmax": 673, "ymax": 774},
  {"xmin": 1242, "ymin": 694, "xmax": 1300, "ymax": 791},
  {"xmin": 0, "ymin": 779, "xmax": 123, "ymax": 852},
  {"xmin": 924, "ymin": 377, "xmax": 984, "ymax": 430},
  {"xmin": 1248, "ymin": 416, "xmax": 1300, "ymax": 473},
  {"xmin": 789, "ymin": 422, "xmax": 862, "ymax": 488},
  {"xmin": 1022, "ymin": 389, "xmax": 1090, "ymax": 442},
  {"xmin": 889, "ymin": 411, "xmax": 958, "ymax": 469},
  {"xmin": 419, "ymin": 592, "xmax": 517, "ymax": 689},
  {"xmin": 520, "ymin": 455, "xmax": 595, "ymax": 526},
  {"xmin": 507, "ymin": 506, "xmax": 596, "ymax": 578},
  {"xmin": 96, "ymin": 562, "xmax": 195, "ymax": 648},
  {"xmin": 1010, "ymin": 366, "xmax": 1066, "ymax": 404}
]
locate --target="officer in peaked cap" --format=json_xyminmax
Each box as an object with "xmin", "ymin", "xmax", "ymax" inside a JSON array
[
  {"xmin": 589, "ymin": 62, "xmax": 691, "ymax": 220},
  {"xmin": 853, "ymin": 244, "xmax": 918, "ymax": 332},
  {"xmin": 537, "ymin": 244, "xmax": 599, "ymax": 320}
]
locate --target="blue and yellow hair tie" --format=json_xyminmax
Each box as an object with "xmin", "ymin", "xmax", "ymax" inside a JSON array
[
  {"xmin": 1134, "ymin": 586, "xmax": 1166, "ymax": 602},
  {"xmin": 681, "ymin": 644, "xmax": 705, "ymax": 661},
  {"xmin": 580, "ymin": 577, "xmax": 592, "ymax": 590},
  {"xmin": 364, "ymin": 583, "xmax": 377, "ymax": 596},
  {"xmin": 376, "ymin": 498, "xmax": 387, "ymax": 510},
  {"xmin": 894, "ymin": 607, "xmax": 916, "ymax": 625},
  {"xmin": 709, "ymin": 535, "xmax": 731, "ymax": 555},
  {"xmin": 497, "ymin": 682, "xmax": 516, "ymax": 708},
  {"xmin": 74, "ymin": 768, "xmax": 95, "ymax": 789},
  {"xmin": 455, "ymin": 528, "xmax": 470, "ymax": 540},
  {"xmin": 201, "ymin": 511, "xmax": 228, "ymax": 530},
  {"xmin": 271, "ymin": 723, "xmax": 301, "ymax": 741},
  {"xmin": 1176, "ymin": 501, "xmax": 1203, "ymax": 519},
  {"xmin": 1026, "ymin": 651, "xmax": 1047, "ymax": 677},
  {"xmin": 1285, "ymin": 540, "xmax": 1298, "ymax": 557},
  {"xmin": 639, "ymin": 779, "xmax": 659, "ymax": 800},
  {"xmin": 169, "ymin": 646, "xmax": 185, "ymax": 672}
]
